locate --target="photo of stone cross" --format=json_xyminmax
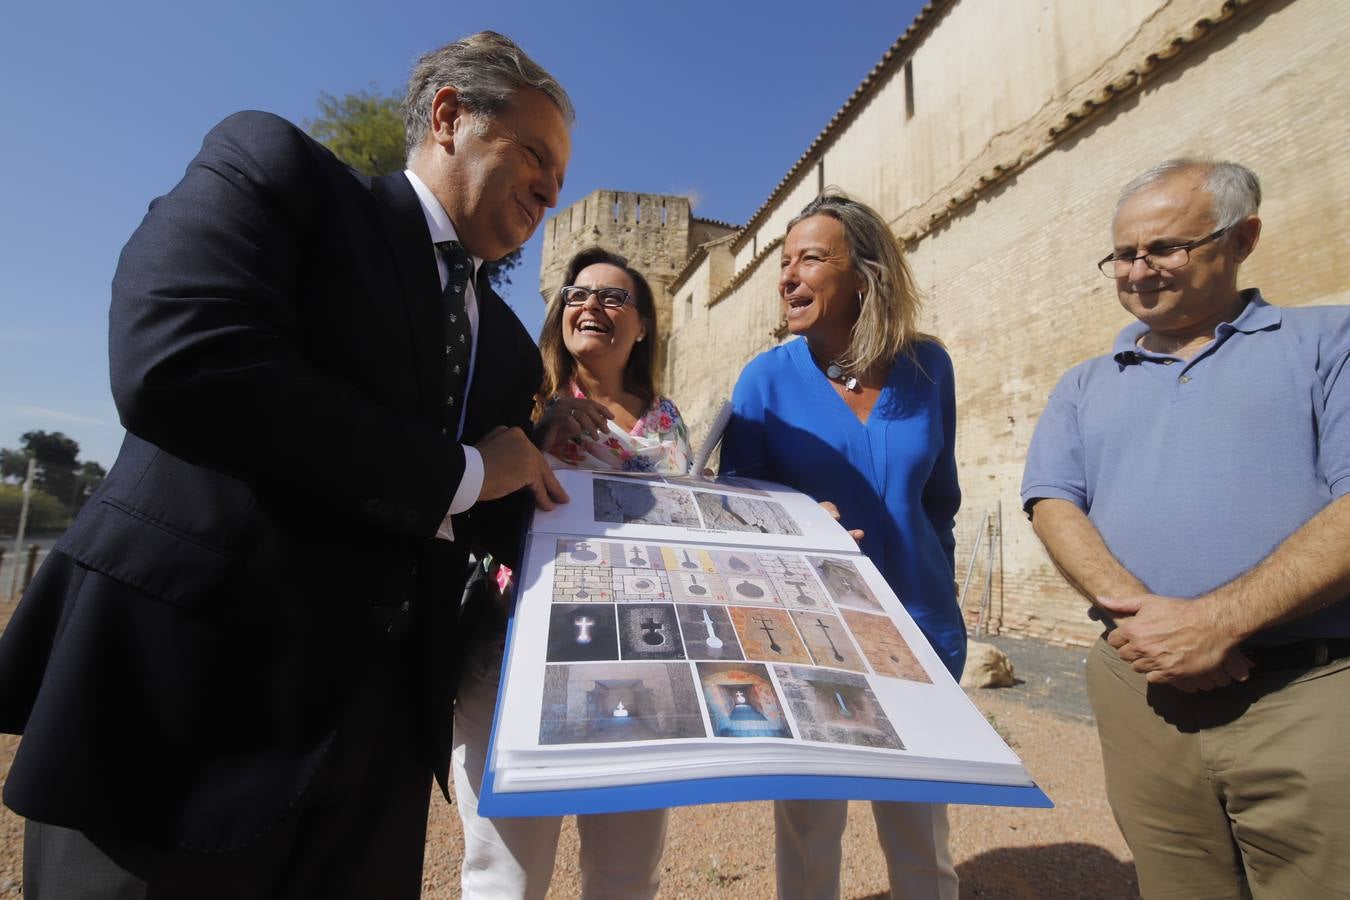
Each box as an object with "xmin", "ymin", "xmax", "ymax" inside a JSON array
[
  {"xmin": 727, "ymin": 606, "xmax": 811, "ymax": 665},
  {"xmin": 573, "ymin": 615, "xmax": 596, "ymax": 645},
  {"xmin": 546, "ymin": 604, "xmax": 618, "ymax": 663},
  {"xmin": 791, "ymin": 611, "xmax": 867, "ymax": 673},
  {"xmin": 674, "ymin": 604, "xmax": 745, "ymax": 661},
  {"xmin": 617, "ymin": 604, "xmax": 686, "ymax": 661},
  {"xmin": 640, "ymin": 616, "xmax": 666, "ymax": 646}
]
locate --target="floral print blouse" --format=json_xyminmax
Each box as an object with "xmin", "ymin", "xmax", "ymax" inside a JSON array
[{"xmin": 548, "ymin": 383, "xmax": 692, "ymax": 475}]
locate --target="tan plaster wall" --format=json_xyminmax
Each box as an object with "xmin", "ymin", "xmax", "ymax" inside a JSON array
[
  {"xmin": 732, "ymin": 175, "xmax": 816, "ymax": 274},
  {"xmin": 909, "ymin": 0, "xmax": 1350, "ymax": 644},
  {"xmin": 675, "ymin": 257, "xmax": 711, "ymax": 333},
  {"xmin": 729, "ymin": 0, "xmax": 1225, "ymax": 268},
  {"xmin": 672, "ymin": 240, "xmax": 738, "ymax": 334},
  {"xmin": 654, "ymin": 0, "xmax": 1347, "ymax": 646},
  {"xmin": 668, "ymin": 250, "xmax": 784, "ymax": 434}
]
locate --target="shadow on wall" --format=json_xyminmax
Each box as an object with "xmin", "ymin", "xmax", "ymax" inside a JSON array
[{"xmin": 856, "ymin": 843, "xmax": 1139, "ymax": 899}]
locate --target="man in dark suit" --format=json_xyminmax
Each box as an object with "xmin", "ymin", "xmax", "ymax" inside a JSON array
[{"xmin": 0, "ymin": 31, "xmax": 572, "ymax": 898}]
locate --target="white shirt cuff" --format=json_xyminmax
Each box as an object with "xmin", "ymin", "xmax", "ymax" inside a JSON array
[{"xmin": 435, "ymin": 445, "xmax": 484, "ymax": 541}]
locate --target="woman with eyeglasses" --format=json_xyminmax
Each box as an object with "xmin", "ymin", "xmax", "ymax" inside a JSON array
[
  {"xmin": 451, "ymin": 246, "xmax": 685, "ymax": 899},
  {"xmin": 532, "ymin": 247, "xmax": 691, "ymax": 473}
]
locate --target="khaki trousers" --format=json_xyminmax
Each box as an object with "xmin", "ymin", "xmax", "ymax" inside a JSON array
[
  {"xmin": 774, "ymin": 798, "xmax": 957, "ymax": 900},
  {"xmin": 1087, "ymin": 637, "xmax": 1350, "ymax": 899}
]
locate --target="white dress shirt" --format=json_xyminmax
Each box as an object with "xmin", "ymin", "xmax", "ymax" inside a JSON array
[{"xmin": 404, "ymin": 170, "xmax": 484, "ymax": 539}]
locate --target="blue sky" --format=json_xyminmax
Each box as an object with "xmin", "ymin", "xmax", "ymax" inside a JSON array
[{"xmin": 0, "ymin": 0, "xmax": 924, "ymax": 468}]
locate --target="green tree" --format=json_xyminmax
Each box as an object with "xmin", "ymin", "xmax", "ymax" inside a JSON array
[
  {"xmin": 0, "ymin": 432, "xmax": 106, "ymax": 514},
  {"xmin": 0, "ymin": 485, "xmax": 69, "ymax": 533},
  {"xmin": 307, "ymin": 90, "xmax": 406, "ymax": 178},
  {"xmin": 306, "ymin": 89, "xmax": 522, "ymax": 291},
  {"xmin": 0, "ymin": 448, "xmax": 27, "ymax": 483},
  {"xmin": 19, "ymin": 430, "xmax": 79, "ymax": 506}
]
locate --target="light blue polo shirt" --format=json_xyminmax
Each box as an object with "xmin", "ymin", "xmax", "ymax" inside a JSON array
[{"xmin": 1021, "ymin": 290, "xmax": 1350, "ymax": 642}]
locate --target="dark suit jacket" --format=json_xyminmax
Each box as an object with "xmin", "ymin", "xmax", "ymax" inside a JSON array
[{"xmin": 0, "ymin": 111, "xmax": 541, "ymax": 852}]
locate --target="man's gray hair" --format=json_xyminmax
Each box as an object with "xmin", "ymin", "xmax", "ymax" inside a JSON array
[
  {"xmin": 1116, "ymin": 158, "xmax": 1262, "ymax": 230},
  {"xmin": 402, "ymin": 31, "xmax": 574, "ymax": 158}
]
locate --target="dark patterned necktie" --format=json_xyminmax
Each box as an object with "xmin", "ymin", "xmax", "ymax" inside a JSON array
[{"xmin": 435, "ymin": 240, "xmax": 474, "ymax": 433}]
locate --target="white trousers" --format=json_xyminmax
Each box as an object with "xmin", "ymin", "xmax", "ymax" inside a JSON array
[
  {"xmin": 774, "ymin": 799, "xmax": 958, "ymax": 900},
  {"xmin": 452, "ymin": 630, "xmax": 669, "ymax": 899}
]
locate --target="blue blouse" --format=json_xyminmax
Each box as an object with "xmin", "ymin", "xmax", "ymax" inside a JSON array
[{"xmin": 721, "ymin": 338, "xmax": 966, "ymax": 678}]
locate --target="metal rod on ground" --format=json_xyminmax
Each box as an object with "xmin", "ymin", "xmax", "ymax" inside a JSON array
[
  {"xmin": 958, "ymin": 510, "xmax": 990, "ymax": 620},
  {"xmin": 977, "ymin": 509, "xmax": 995, "ymax": 636},
  {"xmin": 8, "ymin": 457, "xmax": 36, "ymax": 602},
  {"xmin": 995, "ymin": 499, "xmax": 1005, "ymax": 631}
]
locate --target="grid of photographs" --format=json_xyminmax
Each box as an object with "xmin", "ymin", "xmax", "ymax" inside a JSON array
[{"xmin": 541, "ymin": 539, "xmax": 927, "ymax": 749}]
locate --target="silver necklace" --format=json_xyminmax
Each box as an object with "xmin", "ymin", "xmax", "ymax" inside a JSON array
[{"xmin": 825, "ymin": 361, "xmax": 859, "ymax": 391}]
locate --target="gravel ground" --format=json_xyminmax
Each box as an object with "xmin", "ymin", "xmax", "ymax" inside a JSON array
[{"xmin": 0, "ymin": 634, "xmax": 1137, "ymax": 898}]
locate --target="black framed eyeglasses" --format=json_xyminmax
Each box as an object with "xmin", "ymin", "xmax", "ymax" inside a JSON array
[
  {"xmin": 560, "ymin": 285, "xmax": 633, "ymax": 308},
  {"xmin": 1096, "ymin": 227, "xmax": 1230, "ymax": 278}
]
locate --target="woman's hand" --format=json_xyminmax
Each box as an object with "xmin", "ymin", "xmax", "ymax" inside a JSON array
[
  {"xmin": 820, "ymin": 500, "xmax": 864, "ymax": 543},
  {"xmin": 535, "ymin": 396, "xmax": 614, "ymax": 449}
]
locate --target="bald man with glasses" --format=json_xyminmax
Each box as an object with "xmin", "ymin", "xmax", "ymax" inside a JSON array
[{"xmin": 1023, "ymin": 159, "xmax": 1350, "ymax": 898}]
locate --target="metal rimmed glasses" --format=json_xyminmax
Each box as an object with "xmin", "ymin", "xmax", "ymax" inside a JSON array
[{"xmin": 1096, "ymin": 227, "xmax": 1230, "ymax": 278}]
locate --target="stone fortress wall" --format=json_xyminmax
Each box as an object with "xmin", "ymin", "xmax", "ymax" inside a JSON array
[{"xmin": 538, "ymin": 0, "xmax": 1350, "ymax": 646}]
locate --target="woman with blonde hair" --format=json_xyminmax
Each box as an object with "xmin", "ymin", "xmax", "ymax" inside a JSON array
[{"xmin": 721, "ymin": 193, "xmax": 962, "ymax": 899}]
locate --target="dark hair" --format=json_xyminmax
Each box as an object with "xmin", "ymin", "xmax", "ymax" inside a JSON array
[{"xmin": 536, "ymin": 247, "xmax": 658, "ymax": 417}]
